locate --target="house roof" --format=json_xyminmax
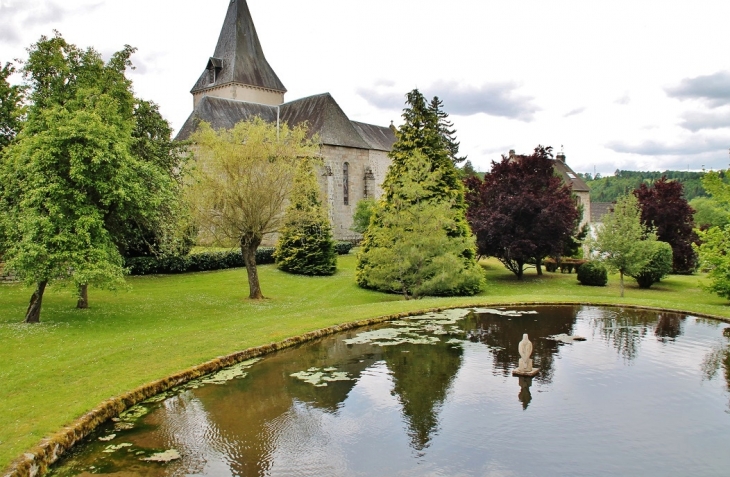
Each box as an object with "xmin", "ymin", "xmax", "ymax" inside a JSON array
[
  {"xmin": 553, "ymin": 159, "xmax": 590, "ymax": 192},
  {"xmin": 191, "ymin": 0, "xmax": 286, "ymax": 95},
  {"xmin": 591, "ymin": 202, "xmax": 614, "ymax": 223},
  {"xmin": 176, "ymin": 93, "xmax": 397, "ymax": 152}
]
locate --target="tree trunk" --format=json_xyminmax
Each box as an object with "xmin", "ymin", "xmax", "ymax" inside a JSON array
[
  {"xmin": 77, "ymin": 283, "xmax": 89, "ymax": 309},
  {"xmin": 536, "ymin": 257, "xmax": 543, "ymax": 276},
  {"xmin": 241, "ymin": 237, "xmax": 264, "ymax": 299},
  {"xmin": 620, "ymin": 270, "xmax": 625, "ymax": 298},
  {"xmin": 25, "ymin": 281, "xmax": 48, "ymax": 323}
]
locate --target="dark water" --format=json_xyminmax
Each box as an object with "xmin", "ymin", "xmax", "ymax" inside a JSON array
[{"xmin": 50, "ymin": 306, "xmax": 730, "ymax": 477}]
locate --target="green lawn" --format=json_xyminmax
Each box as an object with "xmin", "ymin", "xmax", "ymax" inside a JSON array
[{"xmin": 1, "ymin": 254, "xmax": 729, "ymax": 469}]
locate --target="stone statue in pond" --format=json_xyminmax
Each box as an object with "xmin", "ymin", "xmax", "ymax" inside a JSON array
[{"xmin": 513, "ymin": 334, "xmax": 539, "ymax": 377}]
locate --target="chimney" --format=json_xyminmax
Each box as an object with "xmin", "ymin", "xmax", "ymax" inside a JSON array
[{"xmin": 556, "ymin": 152, "xmax": 566, "ymax": 163}]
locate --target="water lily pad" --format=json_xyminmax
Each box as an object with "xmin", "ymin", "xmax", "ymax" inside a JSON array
[
  {"xmin": 547, "ymin": 334, "xmax": 587, "ymax": 343},
  {"xmin": 103, "ymin": 443, "xmax": 132, "ymax": 453},
  {"xmin": 290, "ymin": 367, "xmax": 353, "ymax": 387},
  {"xmin": 114, "ymin": 422, "xmax": 135, "ymax": 431},
  {"xmin": 141, "ymin": 449, "xmax": 181, "ymax": 462},
  {"xmin": 98, "ymin": 434, "xmax": 116, "ymax": 442},
  {"xmin": 119, "ymin": 405, "xmax": 148, "ymax": 422},
  {"xmin": 199, "ymin": 358, "xmax": 261, "ymax": 385}
]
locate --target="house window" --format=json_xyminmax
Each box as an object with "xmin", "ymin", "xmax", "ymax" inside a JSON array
[{"xmin": 343, "ymin": 162, "xmax": 350, "ymax": 205}]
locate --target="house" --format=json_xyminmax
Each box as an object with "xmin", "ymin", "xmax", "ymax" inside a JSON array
[{"xmin": 176, "ymin": 0, "xmax": 396, "ymax": 240}]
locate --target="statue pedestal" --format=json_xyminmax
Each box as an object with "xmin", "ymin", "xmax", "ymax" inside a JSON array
[{"xmin": 512, "ymin": 367, "xmax": 540, "ymax": 377}]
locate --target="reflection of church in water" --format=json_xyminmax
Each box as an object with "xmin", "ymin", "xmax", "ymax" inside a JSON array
[{"xmin": 177, "ymin": 0, "xmax": 396, "ymax": 240}]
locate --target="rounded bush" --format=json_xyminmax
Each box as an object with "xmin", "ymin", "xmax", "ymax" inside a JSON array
[
  {"xmin": 577, "ymin": 261, "xmax": 608, "ymax": 286},
  {"xmin": 630, "ymin": 241, "xmax": 673, "ymax": 289}
]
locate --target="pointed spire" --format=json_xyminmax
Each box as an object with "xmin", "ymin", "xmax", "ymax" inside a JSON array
[{"xmin": 191, "ymin": 0, "xmax": 286, "ymax": 96}]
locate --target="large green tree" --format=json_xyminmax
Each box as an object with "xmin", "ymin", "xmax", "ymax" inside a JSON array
[
  {"xmin": 274, "ymin": 158, "xmax": 336, "ymax": 276},
  {"xmin": 357, "ymin": 151, "xmax": 483, "ymax": 298},
  {"xmin": 590, "ymin": 194, "xmax": 657, "ymax": 297},
  {"xmin": 0, "ymin": 34, "xmax": 184, "ymax": 321},
  {"xmin": 188, "ymin": 118, "xmax": 319, "ymax": 299},
  {"xmin": 0, "ymin": 62, "xmax": 25, "ymax": 152},
  {"xmin": 356, "ymin": 89, "xmax": 481, "ymax": 297},
  {"xmin": 695, "ymin": 171, "xmax": 730, "ymax": 300}
]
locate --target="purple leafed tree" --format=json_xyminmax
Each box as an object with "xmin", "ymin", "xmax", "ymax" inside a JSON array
[
  {"xmin": 465, "ymin": 146, "xmax": 581, "ymax": 279},
  {"xmin": 634, "ymin": 177, "xmax": 698, "ymax": 274}
]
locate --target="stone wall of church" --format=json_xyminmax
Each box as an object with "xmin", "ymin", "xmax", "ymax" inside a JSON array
[{"xmin": 318, "ymin": 146, "xmax": 392, "ymax": 241}]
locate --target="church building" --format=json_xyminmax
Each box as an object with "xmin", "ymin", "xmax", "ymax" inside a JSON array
[{"xmin": 176, "ymin": 0, "xmax": 396, "ymax": 240}]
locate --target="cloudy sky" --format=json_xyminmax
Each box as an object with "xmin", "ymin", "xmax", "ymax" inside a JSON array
[{"xmin": 1, "ymin": 0, "xmax": 729, "ymax": 174}]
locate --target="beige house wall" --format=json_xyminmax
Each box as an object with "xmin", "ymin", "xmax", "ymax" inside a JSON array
[
  {"xmin": 193, "ymin": 83, "xmax": 285, "ymax": 108},
  {"xmin": 575, "ymin": 190, "xmax": 591, "ymax": 228}
]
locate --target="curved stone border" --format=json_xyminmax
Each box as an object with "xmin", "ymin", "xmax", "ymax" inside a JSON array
[{"xmin": 4, "ymin": 301, "xmax": 729, "ymax": 477}]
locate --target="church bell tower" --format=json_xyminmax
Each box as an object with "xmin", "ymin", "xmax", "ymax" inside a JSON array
[{"xmin": 190, "ymin": 0, "xmax": 287, "ymax": 107}]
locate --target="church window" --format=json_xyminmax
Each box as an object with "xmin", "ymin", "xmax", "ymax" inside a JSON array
[{"xmin": 343, "ymin": 162, "xmax": 350, "ymax": 205}]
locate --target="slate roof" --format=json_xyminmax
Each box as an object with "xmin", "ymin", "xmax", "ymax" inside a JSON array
[
  {"xmin": 591, "ymin": 202, "xmax": 614, "ymax": 223},
  {"xmin": 553, "ymin": 158, "xmax": 590, "ymax": 192},
  {"xmin": 191, "ymin": 0, "xmax": 286, "ymax": 95},
  {"xmin": 176, "ymin": 93, "xmax": 397, "ymax": 152}
]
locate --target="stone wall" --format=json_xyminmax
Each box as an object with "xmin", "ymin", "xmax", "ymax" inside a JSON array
[{"xmin": 0, "ymin": 262, "xmax": 17, "ymax": 282}]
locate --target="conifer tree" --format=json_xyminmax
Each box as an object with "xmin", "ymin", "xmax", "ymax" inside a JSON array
[
  {"xmin": 357, "ymin": 89, "xmax": 482, "ymax": 297},
  {"xmin": 429, "ymin": 96, "xmax": 466, "ymax": 165},
  {"xmin": 274, "ymin": 158, "xmax": 336, "ymax": 275},
  {"xmin": 357, "ymin": 151, "xmax": 483, "ymax": 298}
]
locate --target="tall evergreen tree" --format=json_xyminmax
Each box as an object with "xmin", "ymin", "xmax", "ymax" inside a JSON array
[
  {"xmin": 274, "ymin": 158, "xmax": 336, "ymax": 276},
  {"xmin": 357, "ymin": 89, "xmax": 482, "ymax": 297},
  {"xmin": 429, "ymin": 96, "xmax": 466, "ymax": 165}
]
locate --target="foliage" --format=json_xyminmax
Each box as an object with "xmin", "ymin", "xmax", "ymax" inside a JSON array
[
  {"xmin": 584, "ymin": 170, "xmax": 709, "ymax": 203},
  {"xmin": 0, "ymin": 34, "xmax": 180, "ymax": 321},
  {"xmin": 465, "ymin": 145, "xmax": 581, "ymax": 279},
  {"xmin": 590, "ymin": 194, "xmax": 657, "ymax": 297},
  {"xmin": 430, "ymin": 96, "xmax": 465, "ymax": 164},
  {"xmin": 629, "ymin": 241, "xmax": 673, "ymax": 289},
  {"xmin": 0, "ymin": 62, "xmax": 25, "ymax": 152},
  {"xmin": 695, "ymin": 171, "xmax": 730, "ymax": 300},
  {"xmin": 577, "ymin": 261, "xmax": 608, "ymax": 286},
  {"xmin": 634, "ymin": 177, "xmax": 697, "ymax": 273},
  {"xmin": 696, "ymin": 225, "xmax": 730, "ymax": 300},
  {"xmin": 125, "ymin": 248, "xmax": 274, "ymax": 275},
  {"xmin": 690, "ymin": 196, "xmax": 729, "ymax": 229},
  {"xmin": 351, "ymin": 197, "xmax": 377, "ymax": 234},
  {"xmin": 116, "ymin": 99, "xmax": 194, "ymax": 258},
  {"xmin": 187, "ymin": 117, "xmax": 320, "ymax": 298},
  {"xmin": 357, "ymin": 151, "xmax": 483, "ymax": 299},
  {"xmin": 459, "ymin": 160, "xmax": 478, "ymax": 179},
  {"xmin": 274, "ymin": 159, "xmax": 336, "ymax": 275},
  {"xmin": 333, "ymin": 241, "xmax": 354, "ymax": 255},
  {"xmin": 357, "ymin": 89, "xmax": 480, "ymax": 298}
]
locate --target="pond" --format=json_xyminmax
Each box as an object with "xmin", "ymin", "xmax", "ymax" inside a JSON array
[{"xmin": 50, "ymin": 306, "xmax": 730, "ymax": 477}]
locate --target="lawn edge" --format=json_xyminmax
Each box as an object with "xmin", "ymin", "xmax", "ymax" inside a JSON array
[{"xmin": 4, "ymin": 301, "xmax": 729, "ymax": 477}]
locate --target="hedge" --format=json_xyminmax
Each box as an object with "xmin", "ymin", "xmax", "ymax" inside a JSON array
[{"xmin": 125, "ymin": 242, "xmax": 353, "ymax": 276}]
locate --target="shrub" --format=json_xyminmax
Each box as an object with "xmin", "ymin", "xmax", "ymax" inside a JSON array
[
  {"xmin": 125, "ymin": 248, "xmax": 275, "ymax": 276},
  {"xmin": 274, "ymin": 221, "xmax": 337, "ymax": 276},
  {"xmin": 577, "ymin": 261, "xmax": 608, "ymax": 286},
  {"xmin": 334, "ymin": 241, "xmax": 354, "ymax": 255},
  {"xmin": 629, "ymin": 241, "xmax": 673, "ymax": 289}
]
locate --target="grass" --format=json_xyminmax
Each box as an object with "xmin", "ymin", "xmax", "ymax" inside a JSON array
[{"xmin": 1, "ymin": 254, "xmax": 729, "ymax": 470}]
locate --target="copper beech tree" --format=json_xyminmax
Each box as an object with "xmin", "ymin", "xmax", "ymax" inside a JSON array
[
  {"xmin": 188, "ymin": 118, "xmax": 319, "ymax": 299},
  {"xmin": 465, "ymin": 146, "xmax": 581, "ymax": 279}
]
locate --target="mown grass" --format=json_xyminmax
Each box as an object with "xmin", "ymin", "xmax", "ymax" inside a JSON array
[{"xmin": 1, "ymin": 254, "xmax": 729, "ymax": 469}]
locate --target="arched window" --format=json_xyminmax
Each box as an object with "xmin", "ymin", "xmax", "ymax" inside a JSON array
[{"xmin": 343, "ymin": 162, "xmax": 350, "ymax": 205}]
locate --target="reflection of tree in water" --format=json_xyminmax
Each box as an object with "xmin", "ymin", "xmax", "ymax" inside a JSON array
[
  {"xmin": 464, "ymin": 306, "xmax": 579, "ymax": 384},
  {"xmin": 382, "ymin": 339, "xmax": 463, "ymax": 453},
  {"xmin": 654, "ymin": 313, "xmax": 686, "ymax": 341},
  {"xmin": 589, "ymin": 308, "xmax": 677, "ymax": 362},
  {"xmin": 701, "ymin": 327, "xmax": 730, "ymax": 411}
]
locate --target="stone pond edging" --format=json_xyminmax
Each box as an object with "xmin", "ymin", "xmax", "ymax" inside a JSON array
[{"xmin": 4, "ymin": 302, "xmax": 730, "ymax": 477}]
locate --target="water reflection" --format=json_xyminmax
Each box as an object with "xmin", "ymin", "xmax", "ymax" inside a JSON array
[
  {"xmin": 464, "ymin": 306, "xmax": 579, "ymax": 383},
  {"xmin": 517, "ymin": 377, "xmax": 533, "ymax": 410},
  {"xmin": 49, "ymin": 306, "xmax": 730, "ymax": 477},
  {"xmin": 382, "ymin": 337, "xmax": 463, "ymax": 452}
]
